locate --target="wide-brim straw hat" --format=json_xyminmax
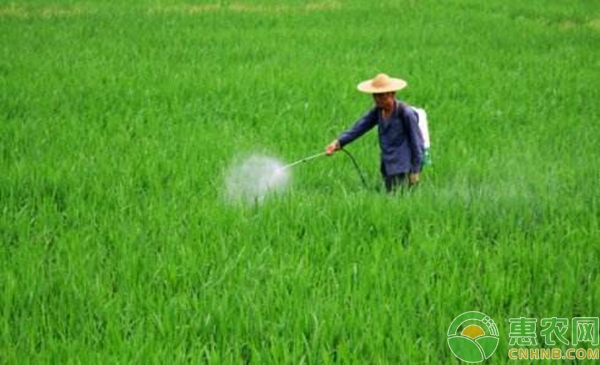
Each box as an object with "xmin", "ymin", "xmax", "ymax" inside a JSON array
[{"xmin": 357, "ymin": 73, "xmax": 408, "ymax": 94}]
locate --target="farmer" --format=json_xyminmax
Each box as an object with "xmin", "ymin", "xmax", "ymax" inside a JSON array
[{"xmin": 325, "ymin": 73, "xmax": 423, "ymax": 192}]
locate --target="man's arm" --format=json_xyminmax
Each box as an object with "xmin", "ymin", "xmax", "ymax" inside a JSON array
[
  {"xmin": 338, "ymin": 108, "xmax": 378, "ymax": 147},
  {"xmin": 326, "ymin": 108, "xmax": 378, "ymax": 155}
]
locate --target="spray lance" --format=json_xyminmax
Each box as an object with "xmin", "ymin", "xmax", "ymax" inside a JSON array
[
  {"xmin": 225, "ymin": 148, "xmax": 369, "ymax": 204},
  {"xmin": 275, "ymin": 152, "xmax": 326, "ymax": 172},
  {"xmin": 274, "ymin": 149, "xmax": 368, "ymax": 188}
]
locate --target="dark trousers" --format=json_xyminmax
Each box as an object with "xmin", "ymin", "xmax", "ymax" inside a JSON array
[{"xmin": 384, "ymin": 173, "xmax": 408, "ymax": 193}]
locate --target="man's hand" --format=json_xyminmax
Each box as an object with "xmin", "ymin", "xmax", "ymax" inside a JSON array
[
  {"xmin": 325, "ymin": 140, "xmax": 341, "ymax": 155},
  {"xmin": 409, "ymin": 173, "xmax": 420, "ymax": 186}
]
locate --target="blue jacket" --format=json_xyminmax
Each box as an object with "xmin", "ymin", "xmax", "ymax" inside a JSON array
[{"xmin": 338, "ymin": 101, "xmax": 423, "ymax": 176}]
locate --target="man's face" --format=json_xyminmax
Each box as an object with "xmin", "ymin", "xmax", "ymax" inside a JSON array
[{"xmin": 372, "ymin": 92, "xmax": 395, "ymax": 109}]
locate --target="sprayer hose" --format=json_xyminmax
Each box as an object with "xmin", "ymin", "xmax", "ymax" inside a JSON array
[{"xmin": 340, "ymin": 149, "xmax": 369, "ymax": 189}]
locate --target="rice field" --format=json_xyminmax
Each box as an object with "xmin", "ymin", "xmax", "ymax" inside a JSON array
[{"xmin": 1, "ymin": 0, "xmax": 600, "ymax": 363}]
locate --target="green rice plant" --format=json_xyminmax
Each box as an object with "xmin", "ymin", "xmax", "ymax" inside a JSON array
[{"xmin": 1, "ymin": 0, "xmax": 599, "ymax": 363}]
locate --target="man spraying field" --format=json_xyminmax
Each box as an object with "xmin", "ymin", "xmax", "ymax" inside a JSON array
[{"xmin": 325, "ymin": 73, "xmax": 426, "ymax": 192}]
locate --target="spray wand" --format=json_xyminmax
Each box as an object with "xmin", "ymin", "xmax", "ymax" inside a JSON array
[
  {"xmin": 276, "ymin": 150, "xmax": 368, "ymax": 188},
  {"xmin": 276, "ymin": 152, "xmax": 327, "ymax": 172}
]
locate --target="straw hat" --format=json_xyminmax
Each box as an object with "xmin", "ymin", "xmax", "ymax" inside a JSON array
[{"xmin": 357, "ymin": 73, "xmax": 408, "ymax": 94}]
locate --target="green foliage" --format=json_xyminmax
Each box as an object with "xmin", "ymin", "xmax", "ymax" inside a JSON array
[{"xmin": 1, "ymin": 0, "xmax": 599, "ymax": 363}]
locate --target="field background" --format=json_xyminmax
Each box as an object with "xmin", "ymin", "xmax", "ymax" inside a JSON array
[{"xmin": 1, "ymin": 0, "xmax": 600, "ymax": 363}]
